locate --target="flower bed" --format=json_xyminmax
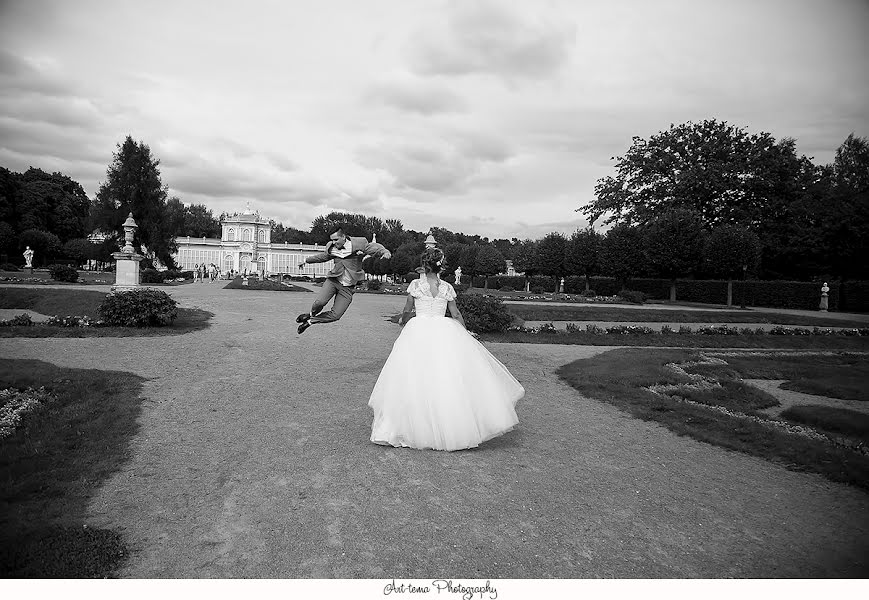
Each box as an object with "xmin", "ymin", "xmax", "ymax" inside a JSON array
[
  {"xmin": 507, "ymin": 323, "xmax": 869, "ymax": 337},
  {"xmin": 0, "ymin": 386, "xmax": 56, "ymax": 440}
]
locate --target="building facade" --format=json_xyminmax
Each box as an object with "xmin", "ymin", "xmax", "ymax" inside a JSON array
[{"xmin": 173, "ymin": 208, "xmax": 333, "ymax": 277}]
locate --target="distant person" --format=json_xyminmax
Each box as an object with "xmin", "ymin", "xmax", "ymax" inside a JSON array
[{"xmin": 295, "ymin": 224, "xmax": 391, "ymax": 334}]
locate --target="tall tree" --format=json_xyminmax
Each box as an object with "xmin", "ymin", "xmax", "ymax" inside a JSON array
[
  {"xmin": 184, "ymin": 203, "xmax": 221, "ymax": 238},
  {"xmin": 18, "ymin": 229, "xmax": 62, "ymax": 266},
  {"xmin": 644, "ymin": 208, "xmax": 706, "ymax": 301},
  {"xmin": 582, "ymin": 119, "xmax": 807, "ymax": 231},
  {"xmin": 474, "ymin": 244, "xmax": 506, "ymax": 289},
  {"xmin": 443, "ymin": 242, "xmax": 467, "ymax": 280},
  {"xmin": 564, "ymin": 228, "xmax": 602, "ymax": 291},
  {"xmin": 63, "ymin": 238, "xmax": 96, "ymax": 268},
  {"xmin": 459, "ymin": 244, "xmax": 480, "ymax": 282},
  {"xmin": 90, "ymin": 136, "xmax": 177, "ymax": 268},
  {"xmin": 704, "ymin": 225, "xmax": 762, "ymax": 306},
  {"xmin": 536, "ymin": 232, "xmax": 567, "ymax": 292},
  {"xmin": 600, "ymin": 224, "xmax": 647, "ymax": 289},
  {"xmin": 510, "ymin": 239, "xmax": 539, "ymax": 292}
]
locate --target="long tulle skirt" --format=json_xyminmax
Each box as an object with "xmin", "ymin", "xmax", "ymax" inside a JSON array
[{"xmin": 368, "ymin": 315, "xmax": 524, "ymax": 451}]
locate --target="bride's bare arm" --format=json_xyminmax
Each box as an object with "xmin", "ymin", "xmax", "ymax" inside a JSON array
[
  {"xmin": 447, "ymin": 300, "xmax": 465, "ymax": 328},
  {"xmin": 399, "ymin": 295, "xmax": 415, "ymax": 325}
]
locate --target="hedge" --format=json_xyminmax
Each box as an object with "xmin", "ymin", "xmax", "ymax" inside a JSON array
[{"xmin": 465, "ymin": 274, "xmax": 867, "ymax": 312}]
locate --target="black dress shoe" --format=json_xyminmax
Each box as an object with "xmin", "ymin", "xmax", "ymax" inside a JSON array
[
  {"xmin": 296, "ymin": 313, "xmax": 310, "ymax": 323},
  {"xmin": 298, "ymin": 320, "xmax": 312, "ymax": 334}
]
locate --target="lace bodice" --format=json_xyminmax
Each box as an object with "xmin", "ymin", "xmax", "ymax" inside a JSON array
[{"xmin": 408, "ymin": 276, "xmax": 457, "ymax": 317}]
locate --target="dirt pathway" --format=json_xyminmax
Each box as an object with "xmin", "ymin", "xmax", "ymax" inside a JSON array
[{"xmin": 2, "ymin": 284, "xmax": 867, "ymax": 577}]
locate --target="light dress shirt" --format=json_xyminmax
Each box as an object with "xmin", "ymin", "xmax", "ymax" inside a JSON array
[{"xmin": 331, "ymin": 239, "xmax": 355, "ymax": 286}]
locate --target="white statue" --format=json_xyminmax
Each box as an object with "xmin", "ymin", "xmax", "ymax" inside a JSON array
[
  {"xmin": 23, "ymin": 246, "xmax": 34, "ymax": 268},
  {"xmin": 454, "ymin": 266, "xmax": 462, "ymax": 284},
  {"xmin": 819, "ymin": 282, "xmax": 830, "ymax": 312}
]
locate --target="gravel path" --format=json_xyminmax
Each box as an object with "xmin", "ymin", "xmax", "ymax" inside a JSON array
[{"xmin": 2, "ymin": 283, "xmax": 868, "ymax": 577}]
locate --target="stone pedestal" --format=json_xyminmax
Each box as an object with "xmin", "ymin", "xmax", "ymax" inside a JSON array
[{"xmin": 112, "ymin": 252, "xmax": 144, "ymax": 292}]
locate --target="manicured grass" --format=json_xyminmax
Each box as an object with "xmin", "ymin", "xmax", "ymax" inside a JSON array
[
  {"xmin": 505, "ymin": 305, "xmax": 869, "ymax": 328},
  {"xmin": 0, "ymin": 287, "xmax": 213, "ymax": 337},
  {"xmin": 0, "ymin": 359, "xmax": 144, "ymax": 577},
  {"xmin": 675, "ymin": 380, "xmax": 780, "ymax": 413},
  {"xmin": 781, "ymin": 405, "xmax": 869, "ymax": 444},
  {"xmin": 223, "ymin": 277, "xmax": 311, "ymax": 292},
  {"xmin": 690, "ymin": 353, "xmax": 868, "ymax": 402},
  {"xmin": 556, "ymin": 349, "xmax": 869, "ymax": 490},
  {"xmin": 477, "ymin": 330, "xmax": 869, "ymax": 350},
  {"xmin": 0, "ymin": 287, "xmax": 107, "ymax": 316}
]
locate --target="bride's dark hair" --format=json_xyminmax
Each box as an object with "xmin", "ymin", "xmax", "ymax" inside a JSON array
[{"xmin": 420, "ymin": 247, "xmax": 444, "ymax": 274}]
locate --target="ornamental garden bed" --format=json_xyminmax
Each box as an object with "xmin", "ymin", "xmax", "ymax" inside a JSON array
[
  {"xmin": 556, "ymin": 349, "xmax": 869, "ymax": 491},
  {"xmin": 223, "ymin": 277, "xmax": 311, "ymax": 292},
  {"xmin": 0, "ymin": 287, "xmax": 211, "ymax": 338},
  {"xmin": 0, "ymin": 359, "xmax": 144, "ymax": 577}
]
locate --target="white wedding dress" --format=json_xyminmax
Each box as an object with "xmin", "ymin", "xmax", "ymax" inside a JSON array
[{"xmin": 368, "ymin": 276, "xmax": 524, "ymax": 451}]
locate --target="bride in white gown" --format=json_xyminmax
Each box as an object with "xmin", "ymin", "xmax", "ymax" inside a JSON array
[{"xmin": 368, "ymin": 247, "xmax": 524, "ymax": 451}]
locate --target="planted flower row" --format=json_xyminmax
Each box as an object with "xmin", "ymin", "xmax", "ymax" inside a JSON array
[
  {"xmin": 508, "ymin": 323, "xmax": 869, "ymax": 336},
  {"xmin": 0, "ymin": 314, "xmax": 105, "ymax": 328}
]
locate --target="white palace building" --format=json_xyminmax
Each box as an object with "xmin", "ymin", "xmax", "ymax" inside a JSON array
[{"xmin": 172, "ymin": 206, "xmax": 334, "ymax": 277}]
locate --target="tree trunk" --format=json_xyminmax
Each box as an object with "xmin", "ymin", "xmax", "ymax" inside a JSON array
[
  {"xmin": 484, "ymin": 276, "xmax": 488, "ymax": 289},
  {"xmin": 669, "ymin": 279, "xmax": 676, "ymax": 302},
  {"xmin": 726, "ymin": 279, "xmax": 733, "ymax": 306},
  {"xmin": 584, "ymin": 274, "xmax": 590, "ymax": 292}
]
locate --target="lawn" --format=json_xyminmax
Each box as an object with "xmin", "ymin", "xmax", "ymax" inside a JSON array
[
  {"xmin": 0, "ymin": 359, "xmax": 144, "ymax": 577},
  {"xmin": 556, "ymin": 349, "xmax": 869, "ymax": 490},
  {"xmin": 687, "ymin": 353, "xmax": 868, "ymax": 402},
  {"xmin": 0, "ymin": 287, "xmax": 212, "ymax": 337},
  {"xmin": 505, "ymin": 305, "xmax": 869, "ymax": 328}
]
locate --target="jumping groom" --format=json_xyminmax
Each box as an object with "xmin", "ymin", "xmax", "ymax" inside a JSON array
[{"xmin": 296, "ymin": 224, "xmax": 391, "ymax": 334}]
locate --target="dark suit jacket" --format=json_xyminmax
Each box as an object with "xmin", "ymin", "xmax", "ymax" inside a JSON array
[{"xmin": 305, "ymin": 237, "xmax": 389, "ymax": 285}]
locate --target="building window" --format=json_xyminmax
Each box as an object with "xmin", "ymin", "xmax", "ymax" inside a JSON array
[
  {"xmin": 243, "ymin": 229, "xmax": 252, "ymax": 241},
  {"xmin": 227, "ymin": 228, "xmax": 235, "ymax": 241},
  {"xmin": 258, "ymin": 230, "xmax": 265, "ymax": 243}
]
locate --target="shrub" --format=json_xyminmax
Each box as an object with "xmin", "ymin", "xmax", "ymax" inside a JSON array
[
  {"xmin": 98, "ymin": 288, "xmax": 178, "ymax": 327},
  {"xmin": 367, "ymin": 280, "xmax": 382, "ymax": 291},
  {"xmin": 0, "ymin": 263, "xmax": 20, "ymax": 272},
  {"xmin": 48, "ymin": 264, "xmax": 78, "ymax": 282},
  {"xmin": 530, "ymin": 286, "xmax": 546, "ymax": 294},
  {"xmin": 453, "ymin": 283, "xmax": 469, "ymax": 294},
  {"xmin": 580, "ymin": 289, "xmax": 597, "ymax": 298},
  {"xmin": 499, "ymin": 285, "xmax": 515, "ymax": 292},
  {"xmin": 140, "ymin": 269, "xmax": 165, "ymax": 284},
  {"xmin": 618, "ymin": 289, "xmax": 646, "ymax": 304},
  {"xmin": 455, "ymin": 293, "xmax": 513, "ymax": 333}
]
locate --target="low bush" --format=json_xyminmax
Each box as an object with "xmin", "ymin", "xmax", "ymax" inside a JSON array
[
  {"xmin": 47, "ymin": 264, "xmax": 78, "ymax": 283},
  {"xmin": 499, "ymin": 285, "xmax": 515, "ymax": 292},
  {"xmin": 367, "ymin": 280, "xmax": 382, "ymax": 291},
  {"xmin": 0, "ymin": 263, "xmax": 20, "ymax": 272},
  {"xmin": 453, "ymin": 283, "xmax": 469, "ymax": 294},
  {"xmin": 97, "ymin": 289, "xmax": 178, "ymax": 327},
  {"xmin": 618, "ymin": 289, "xmax": 646, "ymax": 304},
  {"xmin": 581, "ymin": 289, "xmax": 597, "ymax": 297},
  {"xmin": 455, "ymin": 293, "xmax": 513, "ymax": 333},
  {"xmin": 139, "ymin": 269, "xmax": 164, "ymax": 284}
]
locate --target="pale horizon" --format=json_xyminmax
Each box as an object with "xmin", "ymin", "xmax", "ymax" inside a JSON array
[{"xmin": 1, "ymin": 0, "xmax": 867, "ymax": 240}]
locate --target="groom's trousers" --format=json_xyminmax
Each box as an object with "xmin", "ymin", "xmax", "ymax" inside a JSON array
[{"xmin": 309, "ymin": 278, "xmax": 354, "ymax": 324}]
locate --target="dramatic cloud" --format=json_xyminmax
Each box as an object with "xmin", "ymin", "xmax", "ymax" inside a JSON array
[
  {"xmin": 0, "ymin": 0, "xmax": 866, "ymax": 240},
  {"xmin": 407, "ymin": 0, "xmax": 576, "ymax": 82}
]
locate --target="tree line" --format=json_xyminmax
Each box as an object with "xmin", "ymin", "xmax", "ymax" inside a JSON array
[{"xmin": 1, "ymin": 121, "xmax": 865, "ymax": 287}]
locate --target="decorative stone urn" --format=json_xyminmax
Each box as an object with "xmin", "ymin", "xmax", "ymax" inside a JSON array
[{"xmin": 112, "ymin": 212, "xmax": 145, "ymax": 292}]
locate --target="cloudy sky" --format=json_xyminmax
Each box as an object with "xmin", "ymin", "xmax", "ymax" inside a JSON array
[{"xmin": 1, "ymin": 0, "xmax": 867, "ymax": 240}]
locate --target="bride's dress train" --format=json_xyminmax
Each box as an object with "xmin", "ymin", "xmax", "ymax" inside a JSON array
[{"xmin": 368, "ymin": 277, "xmax": 524, "ymax": 451}]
